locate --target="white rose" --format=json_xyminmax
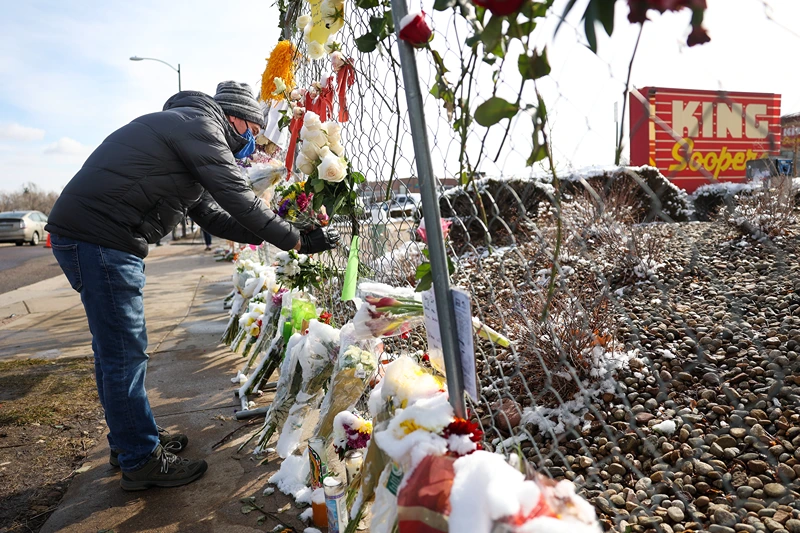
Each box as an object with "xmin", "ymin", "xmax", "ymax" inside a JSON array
[
  {"xmin": 272, "ymin": 77, "xmax": 286, "ymax": 96},
  {"xmin": 307, "ymin": 41, "xmax": 326, "ymax": 60},
  {"xmin": 296, "ymin": 14, "xmax": 312, "ymax": 29},
  {"xmin": 301, "ymin": 126, "xmax": 328, "ymax": 148},
  {"xmin": 320, "ymin": 0, "xmax": 337, "ymax": 19},
  {"xmin": 317, "ymin": 150, "xmax": 347, "ymax": 182},
  {"xmin": 300, "ymin": 140, "xmax": 321, "ymax": 161},
  {"xmin": 324, "ymin": 122, "xmax": 341, "ymax": 144},
  {"xmin": 329, "ymin": 141, "xmax": 345, "ymax": 156},
  {"xmin": 296, "ymin": 152, "xmax": 316, "ymax": 175},
  {"xmin": 303, "ymin": 111, "xmax": 322, "ymax": 131}
]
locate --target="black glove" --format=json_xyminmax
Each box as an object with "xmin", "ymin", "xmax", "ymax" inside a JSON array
[{"xmin": 299, "ymin": 227, "xmax": 340, "ymax": 254}]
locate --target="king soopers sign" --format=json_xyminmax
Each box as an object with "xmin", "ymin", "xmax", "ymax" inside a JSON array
[{"xmin": 629, "ymin": 87, "xmax": 781, "ymax": 193}]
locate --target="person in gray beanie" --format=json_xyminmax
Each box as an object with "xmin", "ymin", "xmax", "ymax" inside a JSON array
[{"xmin": 46, "ymin": 82, "xmax": 339, "ymax": 492}]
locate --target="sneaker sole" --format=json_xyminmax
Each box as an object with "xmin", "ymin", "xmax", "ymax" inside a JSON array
[{"xmin": 120, "ymin": 463, "xmax": 208, "ymax": 491}]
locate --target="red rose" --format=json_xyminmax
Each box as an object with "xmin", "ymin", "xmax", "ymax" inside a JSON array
[
  {"xmin": 472, "ymin": 0, "xmax": 525, "ymax": 17},
  {"xmin": 398, "ymin": 12, "xmax": 433, "ymax": 48}
]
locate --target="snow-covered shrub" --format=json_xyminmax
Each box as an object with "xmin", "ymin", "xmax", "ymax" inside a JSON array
[{"xmin": 730, "ymin": 180, "xmax": 796, "ymax": 238}]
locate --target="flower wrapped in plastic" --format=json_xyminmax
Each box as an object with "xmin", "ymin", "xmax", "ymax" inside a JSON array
[
  {"xmin": 274, "ymin": 319, "xmax": 340, "ymax": 458},
  {"xmin": 275, "ymin": 249, "xmax": 330, "ymax": 291},
  {"xmin": 274, "ymin": 180, "xmax": 329, "ymax": 231},
  {"xmin": 313, "ymin": 324, "xmax": 379, "ymax": 440},
  {"xmin": 331, "ymin": 410, "xmax": 372, "ymax": 460},
  {"xmin": 221, "ymin": 259, "xmax": 272, "ymax": 344},
  {"xmin": 449, "ymin": 452, "xmax": 601, "ymax": 533},
  {"xmin": 352, "ymin": 282, "xmax": 424, "ymax": 340},
  {"xmin": 246, "ymin": 158, "xmax": 287, "ymax": 196}
]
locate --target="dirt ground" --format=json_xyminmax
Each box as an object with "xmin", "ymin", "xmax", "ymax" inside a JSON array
[{"xmin": 0, "ymin": 358, "xmax": 104, "ymax": 533}]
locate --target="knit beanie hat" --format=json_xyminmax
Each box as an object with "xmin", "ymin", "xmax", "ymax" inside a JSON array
[{"xmin": 214, "ymin": 81, "xmax": 264, "ymax": 127}]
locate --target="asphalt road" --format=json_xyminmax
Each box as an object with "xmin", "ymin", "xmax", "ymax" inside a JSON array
[{"xmin": 0, "ymin": 243, "xmax": 62, "ymax": 294}]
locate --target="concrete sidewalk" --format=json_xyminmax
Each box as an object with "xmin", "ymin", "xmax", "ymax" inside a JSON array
[{"xmin": 0, "ymin": 244, "xmax": 305, "ymax": 532}]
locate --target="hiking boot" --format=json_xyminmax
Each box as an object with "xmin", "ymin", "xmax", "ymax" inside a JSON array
[
  {"xmin": 120, "ymin": 444, "xmax": 207, "ymax": 491},
  {"xmin": 110, "ymin": 426, "xmax": 189, "ymax": 467}
]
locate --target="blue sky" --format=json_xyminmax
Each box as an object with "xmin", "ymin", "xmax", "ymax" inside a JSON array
[
  {"xmin": 2, "ymin": 0, "xmax": 800, "ymax": 191},
  {"xmin": 0, "ymin": 0, "xmax": 280, "ymax": 191}
]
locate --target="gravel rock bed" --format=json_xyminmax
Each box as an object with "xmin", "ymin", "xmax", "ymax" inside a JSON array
[{"xmin": 459, "ymin": 218, "xmax": 800, "ymax": 532}]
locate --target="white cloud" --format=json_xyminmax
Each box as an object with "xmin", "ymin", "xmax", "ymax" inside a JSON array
[
  {"xmin": 43, "ymin": 137, "xmax": 90, "ymax": 156},
  {"xmin": 0, "ymin": 122, "xmax": 45, "ymax": 141}
]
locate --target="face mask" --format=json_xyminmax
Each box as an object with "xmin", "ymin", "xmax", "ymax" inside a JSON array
[{"xmin": 234, "ymin": 128, "xmax": 256, "ymax": 159}]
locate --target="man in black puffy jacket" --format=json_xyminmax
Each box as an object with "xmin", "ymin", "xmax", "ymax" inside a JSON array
[{"xmin": 46, "ymin": 81, "xmax": 338, "ymax": 490}]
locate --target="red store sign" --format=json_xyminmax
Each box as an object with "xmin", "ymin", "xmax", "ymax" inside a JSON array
[{"xmin": 629, "ymin": 87, "xmax": 781, "ymax": 193}]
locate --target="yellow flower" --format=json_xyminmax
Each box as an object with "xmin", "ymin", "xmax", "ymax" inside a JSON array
[{"xmin": 399, "ymin": 419, "xmax": 422, "ymax": 435}]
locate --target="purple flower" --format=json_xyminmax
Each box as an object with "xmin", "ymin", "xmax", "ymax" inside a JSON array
[
  {"xmin": 277, "ymin": 199, "xmax": 291, "ymax": 218},
  {"xmin": 272, "ymin": 288, "xmax": 288, "ymax": 306}
]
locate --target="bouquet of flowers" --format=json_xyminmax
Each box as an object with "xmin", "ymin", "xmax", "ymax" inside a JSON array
[
  {"xmin": 448, "ymin": 452, "xmax": 601, "ymax": 533},
  {"xmin": 274, "ymin": 180, "xmax": 330, "ymax": 231},
  {"xmin": 332, "ymin": 411, "xmax": 372, "ymax": 460},
  {"xmin": 221, "ymin": 259, "xmax": 272, "ymax": 345},
  {"xmin": 245, "ymin": 158, "xmax": 287, "ymax": 196},
  {"xmin": 314, "ymin": 324, "xmax": 379, "ymax": 440},
  {"xmin": 236, "ymin": 289, "xmax": 288, "ymax": 412},
  {"xmin": 294, "ymin": 111, "xmax": 365, "ymax": 218},
  {"xmin": 274, "ymin": 319, "xmax": 340, "ymax": 458},
  {"xmin": 274, "ymin": 249, "xmax": 327, "ymax": 291},
  {"xmin": 231, "ymin": 299, "xmax": 267, "ymax": 354},
  {"xmin": 352, "ymin": 283, "xmax": 425, "ymax": 340}
]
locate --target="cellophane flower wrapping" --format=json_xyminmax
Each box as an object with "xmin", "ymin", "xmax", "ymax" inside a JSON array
[
  {"xmin": 314, "ymin": 323, "xmax": 379, "ymax": 440},
  {"xmin": 274, "ymin": 319, "xmax": 340, "ymax": 458},
  {"xmin": 351, "ymin": 282, "xmax": 425, "ymax": 340},
  {"xmin": 254, "ymin": 328, "xmax": 305, "ymax": 454},
  {"xmin": 449, "ymin": 451, "xmax": 601, "ymax": 533},
  {"xmin": 222, "ymin": 259, "xmax": 273, "ymax": 344}
]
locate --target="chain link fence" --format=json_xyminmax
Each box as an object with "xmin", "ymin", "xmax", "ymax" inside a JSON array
[{"xmin": 237, "ymin": 0, "xmax": 800, "ymax": 531}]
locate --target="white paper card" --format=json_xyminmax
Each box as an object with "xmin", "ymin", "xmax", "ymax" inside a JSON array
[
  {"xmin": 421, "ymin": 289, "xmax": 445, "ymax": 375},
  {"xmin": 451, "ymin": 287, "xmax": 478, "ymax": 401}
]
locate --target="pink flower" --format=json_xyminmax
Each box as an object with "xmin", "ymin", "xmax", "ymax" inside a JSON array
[
  {"xmin": 416, "ymin": 218, "xmax": 452, "ymax": 244},
  {"xmin": 365, "ymin": 295, "xmax": 401, "ymax": 309},
  {"xmin": 398, "ymin": 12, "xmax": 433, "ymax": 48}
]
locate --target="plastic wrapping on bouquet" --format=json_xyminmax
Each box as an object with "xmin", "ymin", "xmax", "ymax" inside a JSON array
[
  {"xmin": 308, "ymin": 437, "xmax": 328, "ymax": 489},
  {"xmin": 323, "ymin": 476, "xmax": 349, "ymax": 533}
]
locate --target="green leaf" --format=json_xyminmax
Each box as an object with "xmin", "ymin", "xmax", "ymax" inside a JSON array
[
  {"xmin": 351, "ymin": 171, "xmax": 366, "ymax": 184},
  {"xmin": 474, "ymin": 97, "xmax": 518, "ymax": 127},
  {"xmin": 481, "ymin": 15, "xmax": 503, "ymax": 55},
  {"xmin": 256, "ymin": 516, "xmax": 267, "ymax": 526},
  {"xmin": 356, "ymin": 0, "xmax": 379, "ymax": 8},
  {"xmin": 583, "ymin": 0, "xmax": 599, "ymax": 52},
  {"xmin": 518, "ymin": 48, "xmax": 550, "ymax": 80},
  {"xmin": 415, "ymin": 262, "xmax": 431, "ymax": 279},
  {"xmin": 433, "ymin": 0, "xmax": 457, "ymax": 11},
  {"xmin": 313, "ymin": 179, "xmax": 325, "ymax": 193},
  {"xmin": 241, "ymin": 504, "xmax": 257, "ymax": 515},
  {"xmin": 521, "ymin": 1, "xmax": 549, "ymax": 19},
  {"xmin": 595, "ymin": 0, "xmax": 615, "ymax": 37},
  {"xmin": 415, "ymin": 274, "xmax": 433, "ymax": 292},
  {"xmin": 369, "ymin": 15, "xmax": 386, "ymax": 35},
  {"xmin": 355, "ymin": 32, "xmax": 379, "ymax": 53}
]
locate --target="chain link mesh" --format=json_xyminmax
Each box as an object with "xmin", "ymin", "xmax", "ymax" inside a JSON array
[{"xmin": 274, "ymin": 1, "xmax": 800, "ymax": 531}]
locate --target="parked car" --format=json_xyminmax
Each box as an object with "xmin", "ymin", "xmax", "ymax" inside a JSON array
[
  {"xmin": 387, "ymin": 194, "xmax": 419, "ymax": 218},
  {"xmin": 0, "ymin": 210, "xmax": 48, "ymax": 246}
]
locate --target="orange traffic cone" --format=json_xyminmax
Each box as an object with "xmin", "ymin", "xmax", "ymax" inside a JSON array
[{"xmin": 44, "ymin": 233, "xmax": 51, "ymax": 248}]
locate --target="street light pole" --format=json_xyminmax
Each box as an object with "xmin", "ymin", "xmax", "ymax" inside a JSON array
[
  {"xmin": 129, "ymin": 56, "xmax": 181, "ymax": 93},
  {"xmin": 129, "ymin": 55, "xmax": 185, "ymax": 240}
]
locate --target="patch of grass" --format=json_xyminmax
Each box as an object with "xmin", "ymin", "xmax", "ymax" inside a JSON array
[{"xmin": 0, "ymin": 357, "xmax": 97, "ymax": 426}]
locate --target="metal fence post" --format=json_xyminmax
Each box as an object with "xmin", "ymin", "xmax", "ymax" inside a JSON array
[{"xmin": 389, "ymin": 1, "xmax": 466, "ymax": 419}]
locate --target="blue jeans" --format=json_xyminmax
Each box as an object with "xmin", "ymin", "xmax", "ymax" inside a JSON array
[{"xmin": 51, "ymin": 234, "xmax": 159, "ymax": 471}]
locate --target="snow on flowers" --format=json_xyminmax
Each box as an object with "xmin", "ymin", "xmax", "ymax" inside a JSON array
[{"xmin": 332, "ymin": 411, "xmax": 372, "ymax": 460}]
